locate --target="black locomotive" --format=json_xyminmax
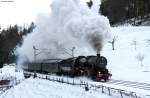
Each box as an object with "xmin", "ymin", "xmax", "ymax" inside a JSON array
[{"xmin": 23, "ymin": 54, "xmax": 111, "ymax": 81}]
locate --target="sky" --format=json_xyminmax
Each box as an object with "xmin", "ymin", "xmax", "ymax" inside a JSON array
[{"xmin": 0, "ymin": 0, "xmax": 89, "ymax": 28}]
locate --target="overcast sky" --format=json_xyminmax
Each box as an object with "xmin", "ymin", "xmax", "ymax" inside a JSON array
[{"xmin": 0, "ymin": 0, "xmax": 89, "ymax": 28}]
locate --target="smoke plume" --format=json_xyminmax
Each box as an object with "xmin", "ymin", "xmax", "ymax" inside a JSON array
[{"xmin": 16, "ymin": 0, "xmax": 111, "ymax": 63}]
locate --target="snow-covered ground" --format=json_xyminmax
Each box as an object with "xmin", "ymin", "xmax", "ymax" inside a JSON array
[
  {"xmin": 0, "ymin": 64, "xmax": 24, "ymax": 81},
  {"xmin": 103, "ymin": 26, "xmax": 150, "ymax": 83},
  {"xmin": 0, "ymin": 26, "xmax": 150, "ymax": 98},
  {"xmin": 0, "ymin": 78, "xmax": 113, "ymax": 98}
]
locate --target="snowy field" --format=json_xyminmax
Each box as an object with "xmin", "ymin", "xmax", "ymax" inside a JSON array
[
  {"xmin": 0, "ymin": 26, "xmax": 150, "ymax": 98},
  {"xmin": 103, "ymin": 26, "xmax": 150, "ymax": 83},
  {"xmin": 0, "ymin": 78, "xmax": 113, "ymax": 98}
]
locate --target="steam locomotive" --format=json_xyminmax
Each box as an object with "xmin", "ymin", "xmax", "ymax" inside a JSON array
[{"xmin": 23, "ymin": 54, "xmax": 111, "ymax": 81}]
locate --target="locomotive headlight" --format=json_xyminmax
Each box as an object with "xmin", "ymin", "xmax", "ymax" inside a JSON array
[
  {"xmin": 97, "ymin": 71, "xmax": 102, "ymax": 77},
  {"xmin": 98, "ymin": 72, "xmax": 102, "ymax": 75}
]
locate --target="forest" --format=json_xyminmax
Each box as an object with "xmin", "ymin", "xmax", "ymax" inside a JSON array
[
  {"xmin": 88, "ymin": 0, "xmax": 150, "ymax": 24},
  {"xmin": 0, "ymin": 23, "xmax": 35, "ymax": 67}
]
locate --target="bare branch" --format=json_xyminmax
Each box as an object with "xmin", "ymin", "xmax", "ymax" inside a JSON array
[
  {"xmin": 136, "ymin": 53, "xmax": 145, "ymax": 67},
  {"xmin": 108, "ymin": 35, "xmax": 118, "ymax": 50}
]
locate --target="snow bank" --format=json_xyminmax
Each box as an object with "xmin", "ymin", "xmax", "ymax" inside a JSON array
[
  {"xmin": 0, "ymin": 78, "xmax": 112, "ymax": 98},
  {"xmin": 0, "ymin": 64, "xmax": 24, "ymax": 81}
]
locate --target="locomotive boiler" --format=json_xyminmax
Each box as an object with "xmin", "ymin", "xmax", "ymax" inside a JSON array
[{"xmin": 23, "ymin": 54, "xmax": 111, "ymax": 81}]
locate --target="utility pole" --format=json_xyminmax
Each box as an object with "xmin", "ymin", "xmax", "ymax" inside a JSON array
[
  {"xmin": 60, "ymin": 46, "xmax": 76, "ymax": 58},
  {"xmin": 71, "ymin": 47, "xmax": 75, "ymax": 58},
  {"xmin": 33, "ymin": 45, "xmax": 38, "ymax": 62},
  {"xmin": 33, "ymin": 45, "xmax": 51, "ymax": 62}
]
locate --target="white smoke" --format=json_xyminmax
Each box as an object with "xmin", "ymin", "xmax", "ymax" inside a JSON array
[
  {"xmin": 16, "ymin": 0, "xmax": 111, "ymax": 63},
  {"xmin": 91, "ymin": 0, "xmax": 101, "ymax": 13}
]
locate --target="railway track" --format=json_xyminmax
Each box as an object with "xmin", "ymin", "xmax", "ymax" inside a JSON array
[{"xmin": 105, "ymin": 79, "xmax": 150, "ymax": 90}]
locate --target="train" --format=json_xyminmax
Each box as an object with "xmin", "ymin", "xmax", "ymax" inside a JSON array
[{"xmin": 23, "ymin": 54, "xmax": 112, "ymax": 82}]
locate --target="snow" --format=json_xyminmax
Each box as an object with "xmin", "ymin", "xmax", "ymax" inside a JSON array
[
  {"xmin": 102, "ymin": 26, "xmax": 150, "ymax": 83},
  {"xmin": 1, "ymin": 26, "xmax": 150, "ymax": 98},
  {"xmin": 0, "ymin": 78, "xmax": 112, "ymax": 98},
  {"xmin": 0, "ymin": 64, "xmax": 24, "ymax": 81}
]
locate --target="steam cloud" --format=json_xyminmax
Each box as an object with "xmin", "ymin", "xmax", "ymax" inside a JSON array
[{"xmin": 16, "ymin": 0, "xmax": 111, "ymax": 63}]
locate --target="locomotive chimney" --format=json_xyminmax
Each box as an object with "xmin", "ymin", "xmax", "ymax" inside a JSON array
[
  {"xmin": 97, "ymin": 53, "xmax": 100, "ymax": 57},
  {"xmin": 97, "ymin": 50, "xmax": 100, "ymax": 57}
]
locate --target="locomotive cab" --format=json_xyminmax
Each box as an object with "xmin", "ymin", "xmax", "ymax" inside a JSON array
[{"xmin": 59, "ymin": 57, "xmax": 75, "ymax": 76}]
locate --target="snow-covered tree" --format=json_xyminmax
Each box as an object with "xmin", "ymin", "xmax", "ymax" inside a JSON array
[
  {"xmin": 108, "ymin": 36, "xmax": 118, "ymax": 50},
  {"xmin": 136, "ymin": 53, "xmax": 145, "ymax": 67}
]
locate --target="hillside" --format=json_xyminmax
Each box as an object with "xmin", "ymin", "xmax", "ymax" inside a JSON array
[{"xmin": 103, "ymin": 26, "xmax": 150, "ymax": 83}]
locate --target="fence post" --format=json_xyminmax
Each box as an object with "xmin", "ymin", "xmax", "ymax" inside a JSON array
[
  {"xmin": 62, "ymin": 78, "xmax": 64, "ymax": 83},
  {"xmin": 102, "ymin": 86, "xmax": 104, "ymax": 93},
  {"xmin": 120, "ymin": 90, "xmax": 123, "ymax": 98},
  {"xmin": 85, "ymin": 84, "xmax": 89, "ymax": 91},
  {"xmin": 46, "ymin": 75, "xmax": 47, "ymax": 80},
  {"xmin": 131, "ymin": 92, "xmax": 137, "ymax": 98},
  {"xmin": 108, "ymin": 87, "xmax": 111, "ymax": 96},
  {"xmin": 72, "ymin": 79, "xmax": 74, "ymax": 85},
  {"xmin": 67, "ymin": 77, "xmax": 69, "ymax": 83},
  {"xmin": 134, "ymin": 93, "xmax": 137, "ymax": 98},
  {"xmin": 80, "ymin": 80, "xmax": 82, "ymax": 87}
]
